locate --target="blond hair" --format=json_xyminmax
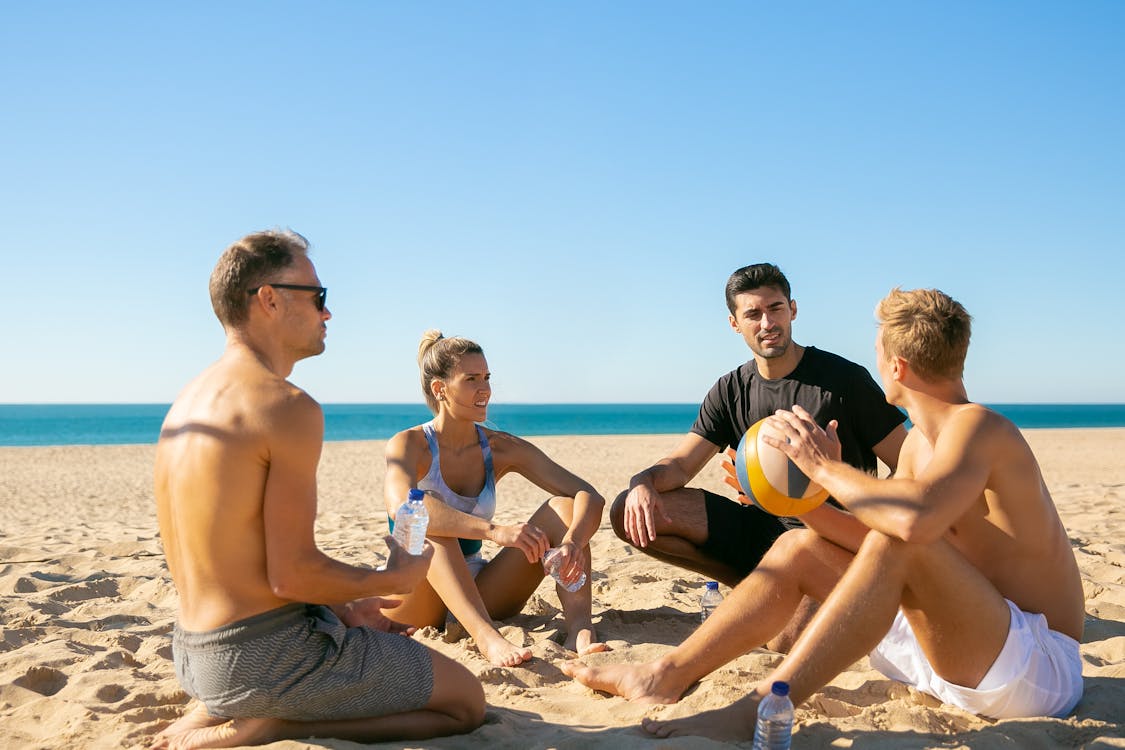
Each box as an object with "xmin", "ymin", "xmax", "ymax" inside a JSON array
[
  {"xmin": 876, "ymin": 288, "xmax": 972, "ymax": 382},
  {"xmin": 417, "ymin": 329, "xmax": 485, "ymax": 413}
]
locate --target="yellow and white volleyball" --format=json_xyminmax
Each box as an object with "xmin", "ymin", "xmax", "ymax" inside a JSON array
[{"xmin": 734, "ymin": 417, "xmax": 829, "ymax": 516}]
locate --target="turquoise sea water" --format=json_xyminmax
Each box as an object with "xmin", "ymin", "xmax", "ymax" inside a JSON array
[{"xmin": 2, "ymin": 403, "xmax": 1125, "ymax": 447}]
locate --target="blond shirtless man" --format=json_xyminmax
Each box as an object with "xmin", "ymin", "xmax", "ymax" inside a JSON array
[
  {"xmin": 564, "ymin": 287, "xmax": 1084, "ymax": 741},
  {"xmin": 152, "ymin": 230, "xmax": 484, "ymax": 750}
]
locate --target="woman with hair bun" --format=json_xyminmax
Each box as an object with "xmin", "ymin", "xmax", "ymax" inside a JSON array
[{"xmin": 381, "ymin": 330, "xmax": 607, "ymax": 667}]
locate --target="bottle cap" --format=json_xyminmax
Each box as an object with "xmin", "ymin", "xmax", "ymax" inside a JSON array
[
  {"xmin": 408, "ymin": 488, "xmax": 425, "ymax": 501},
  {"xmin": 706, "ymin": 581, "xmax": 719, "ymax": 590},
  {"xmin": 771, "ymin": 681, "xmax": 790, "ymax": 696}
]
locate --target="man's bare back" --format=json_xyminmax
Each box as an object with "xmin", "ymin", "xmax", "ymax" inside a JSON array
[{"xmin": 155, "ymin": 351, "xmax": 315, "ymax": 631}]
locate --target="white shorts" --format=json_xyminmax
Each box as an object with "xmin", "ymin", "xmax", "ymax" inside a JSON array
[{"xmin": 869, "ymin": 599, "xmax": 1083, "ymax": 718}]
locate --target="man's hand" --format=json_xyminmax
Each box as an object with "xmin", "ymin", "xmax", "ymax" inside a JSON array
[
  {"xmin": 336, "ymin": 597, "xmax": 417, "ymax": 634},
  {"xmin": 381, "ymin": 534, "xmax": 433, "ymax": 593},
  {"xmin": 764, "ymin": 404, "xmax": 842, "ymax": 479},
  {"xmin": 623, "ymin": 483, "xmax": 671, "ymax": 548},
  {"xmin": 488, "ymin": 522, "xmax": 551, "ymax": 564},
  {"xmin": 721, "ymin": 448, "xmax": 750, "ymax": 504}
]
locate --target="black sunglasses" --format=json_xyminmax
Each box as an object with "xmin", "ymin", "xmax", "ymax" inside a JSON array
[{"xmin": 248, "ymin": 284, "xmax": 327, "ymax": 311}]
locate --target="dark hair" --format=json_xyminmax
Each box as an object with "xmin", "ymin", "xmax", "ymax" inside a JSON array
[
  {"xmin": 724, "ymin": 263, "xmax": 792, "ymax": 313},
  {"xmin": 209, "ymin": 229, "xmax": 310, "ymax": 328},
  {"xmin": 417, "ymin": 329, "xmax": 485, "ymax": 414}
]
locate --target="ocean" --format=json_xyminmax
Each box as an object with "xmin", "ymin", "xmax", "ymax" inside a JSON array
[{"xmin": 2, "ymin": 403, "xmax": 1125, "ymax": 447}]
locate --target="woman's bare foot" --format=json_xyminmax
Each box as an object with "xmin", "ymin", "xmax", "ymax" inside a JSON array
[
  {"xmin": 153, "ymin": 716, "xmax": 281, "ymax": 750},
  {"xmin": 640, "ymin": 696, "xmax": 761, "ymax": 742},
  {"xmin": 564, "ymin": 624, "xmax": 609, "ymax": 656},
  {"xmin": 560, "ymin": 657, "xmax": 684, "ymax": 704},
  {"xmin": 477, "ymin": 630, "xmax": 533, "ymax": 666}
]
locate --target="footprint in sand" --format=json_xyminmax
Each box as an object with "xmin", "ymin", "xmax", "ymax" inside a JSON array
[
  {"xmin": 95, "ymin": 683, "xmax": 129, "ymax": 703},
  {"xmin": 12, "ymin": 577, "xmax": 44, "ymax": 594},
  {"xmin": 88, "ymin": 649, "xmax": 142, "ymax": 670},
  {"xmin": 0, "ymin": 627, "xmax": 40, "ymax": 652},
  {"xmin": 47, "ymin": 578, "xmax": 120, "ymax": 603},
  {"xmin": 478, "ymin": 666, "xmax": 522, "ymax": 686},
  {"xmin": 13, "ymin": 665, "xmax": 67, "ymax": 696}
]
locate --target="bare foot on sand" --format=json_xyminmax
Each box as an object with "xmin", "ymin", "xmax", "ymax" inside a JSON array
[
  {"xmin": 564, "ymin": 625, "xmax": 610, "ymax": 656},
  {"xmin": 152, "ymin": 716, "xmax": 280, "ymax": 750},
  {"xmin": 640, "ymin": 696, "xmax": 761, "ymax": 742},
  {"xmin": 153, "ymin": 702, "xmax": 225, "ymax": 745},
  {"xmin": 560, "ymin": 658, "xmax": 683, "ymax": 704},
  {"xmin": 478, "ymin": 630, "xmax": 533, "ymax": 666}
]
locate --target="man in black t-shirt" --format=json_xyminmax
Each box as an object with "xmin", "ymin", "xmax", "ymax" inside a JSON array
[{"xmin": 611, "ymin": 264, "xmax": 907, "ymax": 609}]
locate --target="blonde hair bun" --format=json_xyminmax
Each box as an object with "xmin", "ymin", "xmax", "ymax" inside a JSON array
[{"xmin": 417, "ymin": 329, "xmax": 444, "ymax": 365}]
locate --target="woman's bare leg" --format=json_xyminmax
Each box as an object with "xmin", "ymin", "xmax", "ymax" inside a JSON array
[
  {"xmin": 408, "ymin": 536, "xmax": 533, "ymax": 666},
  {"xmin": 477, "ymin": 496, "xmax": 606, "ymax": 654}
]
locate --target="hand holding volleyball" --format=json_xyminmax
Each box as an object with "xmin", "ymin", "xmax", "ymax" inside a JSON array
[
  {"xmin": 731, "ymin": 406, "xmax": 837, "ymax": 516},
  {"xmin": 764, "ymin": 405, "xmax": 843, "ymax": 476}
]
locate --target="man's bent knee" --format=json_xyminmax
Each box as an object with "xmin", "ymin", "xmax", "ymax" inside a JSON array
[
  {"xmin": 429, "ymin": 654, "xmax": 486, "ymax": 730},
  {"xmin": 764, "ymin": 528, "xmax": 818, "ymax": 560},
  {"xmin": 609, "ymin": 490, "xmax": 630, "ymax": 544},
  {"xmin": 453, "ymin": 682, "xmax": 486, "ymax": 731},
  {"xmin": 858, "ymin": 528, "xmax": 914, "ymax": 558}
]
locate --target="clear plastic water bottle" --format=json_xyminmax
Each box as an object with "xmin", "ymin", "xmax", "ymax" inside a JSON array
[
  {"xmin": 752, "ymin": 680, "xmax": 794, "ymax": 750},
  {"xmin": 542, "ymin": 547, "xmax": 587, "ymax": 592},
  {"xmin": 393, "ymin": 489, "xmax": 429, "ymax": 555},
  {"xmin": 700, "ymin": 581, "xmax": 723, "ymax": 622}
]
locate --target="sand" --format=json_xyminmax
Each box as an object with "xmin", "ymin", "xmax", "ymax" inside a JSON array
[{"xmin": 1, "ymin": 430, "xmax": 1123, "ymax": 749}]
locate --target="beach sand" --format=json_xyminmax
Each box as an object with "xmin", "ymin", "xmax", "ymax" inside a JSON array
[{"xmin": 1, "ymin": 430, "xmax": 1123, "ymax": 749}]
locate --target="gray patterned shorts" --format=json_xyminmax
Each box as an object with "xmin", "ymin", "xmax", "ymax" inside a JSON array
[{"xmin": 173, "ymin": 603, "xmax": 434, "ymax": 720}]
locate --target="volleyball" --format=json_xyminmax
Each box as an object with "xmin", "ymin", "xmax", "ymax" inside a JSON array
[{"xmin": 733, "ymin": 417, "xmax": 829, "ymax": 516}]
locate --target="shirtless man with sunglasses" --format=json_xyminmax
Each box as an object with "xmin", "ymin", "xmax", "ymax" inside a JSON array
[{"xmin": 153, "ymin": 229, "xmax": 484, "ymax": 749}]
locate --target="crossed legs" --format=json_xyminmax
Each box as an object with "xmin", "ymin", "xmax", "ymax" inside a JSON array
[
  {"xmin": 568, "ymin": 528, "xmax": 1012, "ymax": 742},
  {"xmin": 608, "ymin": 489, "xmax": 818, "ymax": 651}
]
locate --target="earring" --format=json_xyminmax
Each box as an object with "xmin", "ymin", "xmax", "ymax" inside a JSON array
[{"xmin": 437, "ymin": 393, "xmax": 445, "ymax": 401}]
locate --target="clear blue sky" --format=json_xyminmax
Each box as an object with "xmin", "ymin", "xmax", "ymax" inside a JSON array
[{"xmin": 3, "ymin": 2, "xmax": 1123, "ymax": 404}]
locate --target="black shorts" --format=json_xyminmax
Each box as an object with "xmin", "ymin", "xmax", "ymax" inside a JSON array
[{"xmin": 700, "ymin": 490, "xmax": 797, "ymax": 577}]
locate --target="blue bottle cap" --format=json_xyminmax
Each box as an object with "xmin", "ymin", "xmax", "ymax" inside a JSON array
[
  {"xmin": 706, "ymin": 581, "xmax": 719, "ymax": 590},
  {"xmin": 771, "ymin": 681, "xmax": 790, "ymax": 696},
  {"xmin": 408, "ymin": 488, "xmax": 425, "ymax": 501}
]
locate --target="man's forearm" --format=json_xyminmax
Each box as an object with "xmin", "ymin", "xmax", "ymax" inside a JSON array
[{"xmin": 630, "ymin": 461, "xmax": 688, "ymax": 494}]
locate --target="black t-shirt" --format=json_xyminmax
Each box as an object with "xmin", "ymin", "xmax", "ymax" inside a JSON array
[{"xmin": 691, "ymin": 346, "xmax": 905, "ymax": 475}]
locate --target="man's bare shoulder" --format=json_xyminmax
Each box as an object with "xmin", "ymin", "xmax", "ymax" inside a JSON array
[
  {"xmin": 162, "ymin": 353, "xmax": 320, "ymax": 444},
  {"xmin": 945, "ymin": 403, "xmax": 1026, "ymax": 451},
  {"xmin": 257, "ymin": 378, "xmax": 320, "ymax": 424}
]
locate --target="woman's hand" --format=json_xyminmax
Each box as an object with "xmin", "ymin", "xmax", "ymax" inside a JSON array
[
  {"xmin": 548, "ymin": 539, "xmax": 588, "ymax": 584},
  {"xmin": 488, "ymin": 522, "xmax": 551, "ymax": 564}
]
